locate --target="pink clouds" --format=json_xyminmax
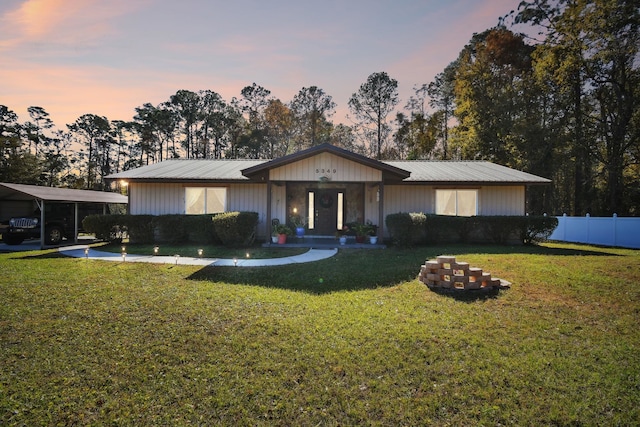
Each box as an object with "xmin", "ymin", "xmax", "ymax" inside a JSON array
[
  {"xmin": 0, "ymin": 0, "xmax": 526, "ymax": 129},
  {"xmin": 1, "ymin": 0, "xmax": 147, "ymax": 47}
]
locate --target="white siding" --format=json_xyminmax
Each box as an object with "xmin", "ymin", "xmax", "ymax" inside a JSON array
[
  {"xmin": 383, "ymin": 185, "xmax": 434, "ymax": 217},
  {"xmin": 228, "ymin": 183, "xmax": 268, "ymax": 236},
  {"xmin": 270, "ymin": 153, "xmax": 382, "ymax": 182},
  {"xmin": 382, "ymin": 185, "xmax": 525, "ymax": 217},
  {"xmin": 129, "ymin": 183, "xmax": 183, "ymax": 215},
  {"xmin": 479, "ymin": 186, "xmax": 524, "ymax": 215},
  {"xmin": 130, "ymin": 182, "xmax": 270, "ymax": 237}
]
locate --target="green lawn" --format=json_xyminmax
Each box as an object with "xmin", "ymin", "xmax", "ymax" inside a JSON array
[{"xmin": 1, "ymin": 243, "xmax": 639, "ymax": 425}]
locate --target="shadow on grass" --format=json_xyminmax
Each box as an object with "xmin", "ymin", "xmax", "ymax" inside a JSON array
[
  {"xmin": 14, "ymin": 251, "xmax": 69, "ymax": 260},
  {"xmin": 186, "ymin": 243, "xmax": 623, "ymax": 295},
  {"xmin": 426, "ymin": 286, "xmax": 503, "ymax": 302},
  {"xmin": 187, "ymin": 248, "xmax": 426, "ymax": 295},
  {"xmin": 423, "ymin": 243, "xmax": 622, "ymax": 257}
]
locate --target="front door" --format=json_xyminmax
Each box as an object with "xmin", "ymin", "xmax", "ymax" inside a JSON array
[{"xmin": 309, "ymin": 189, "xmax": 344, "ymax": 235}]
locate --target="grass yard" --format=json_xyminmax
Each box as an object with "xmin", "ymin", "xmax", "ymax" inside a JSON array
[{"xmin": 1, "ymin": 242, "xmax": 639, "ymax": 425}]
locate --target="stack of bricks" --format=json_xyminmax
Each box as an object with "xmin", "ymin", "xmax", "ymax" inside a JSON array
[{"xmin": 419, "ymin": 255, "xmax": 507, "ymax": 290}]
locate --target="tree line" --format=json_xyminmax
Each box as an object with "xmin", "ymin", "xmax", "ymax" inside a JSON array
[{"xmin": 1, "ymin": 0, "xmax": 638, "ymax": 216}]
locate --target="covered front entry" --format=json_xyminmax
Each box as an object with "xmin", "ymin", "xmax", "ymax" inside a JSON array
[
  {"xmin": 286, "ymin": 183, "xmax": 364, "ymax": 236},
  {"xmin": 240, "ymin": 143, "xmax": 413, "ymax": 243}
]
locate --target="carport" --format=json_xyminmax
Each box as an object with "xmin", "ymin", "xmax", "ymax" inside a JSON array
[{"xmin": 0, "ymin": 182, "xmax": 127, "ymax": 249}]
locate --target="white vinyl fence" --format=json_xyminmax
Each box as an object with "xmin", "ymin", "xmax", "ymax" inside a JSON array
[{"xmin": 548, "ymin": 214, "xmax": 640, "ymax": 249}]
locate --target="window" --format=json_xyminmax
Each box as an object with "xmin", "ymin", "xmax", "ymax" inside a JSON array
[
  {"xmin": 307, "ymin": 192, "xmax": 315, "ymax": 229},
  {"xmin": 185, "ymin": 187, "xmax": 227, "ymax": 214},
  {"xmin": 436, "ymin": 189, "xmax": 477, "ymax": 216}
]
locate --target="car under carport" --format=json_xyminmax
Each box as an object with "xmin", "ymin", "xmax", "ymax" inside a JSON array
[{"xmin": 0, "ymin": 182, "xmax": 127, "ymax": 249}]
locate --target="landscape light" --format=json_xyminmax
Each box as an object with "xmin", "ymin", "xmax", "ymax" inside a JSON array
[
  {"xmin": 233, "ymin": 257, "xmax": 238, "ymax": 267},
  {"xmin": 121, "ymin": 252, "xmax": 126, "ymax": 262},
  {"xmin": 198, "ymin": 248, "xmax": 203, "ymax": 257},
  {"xmin": 246, "ymin": 252, "xmax": 250, "ymax": 258},
  {"xmin": 175, "ymin": 254, "xmax": 180, "ymax": 265},
  {"xmin": 84, "ymin": 247, "xmax": 89, "ymax": 258},
  {"xmin": 121, "ymin": 245, "xmax": 126, "ymax": 253},
  {"xmin": 153, "ymin": 246, "xmax": 159, "ymax": 255}
]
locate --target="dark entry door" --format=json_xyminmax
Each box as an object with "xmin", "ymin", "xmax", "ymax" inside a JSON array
[{"xmin": 312, "ymin": 189, "xmax": 342, "ymax": 235}]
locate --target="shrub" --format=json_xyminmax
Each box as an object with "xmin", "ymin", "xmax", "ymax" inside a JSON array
[
  {"xmin": 183, "ymin": 214, "xmax": 219, "ymax": 244},
  {"xmin": 479, "ymin": 216, "xmax": 520, "ymax": 244},
  {"xmin": 521, "ymin": 215, "xmax": 559, "ymax": 245},
  {"xmin": 123, "ymin": 215, "xmax": 154, "ymax": 244},
  {"xmin": 385, "ymin": 212, "xmax": 426, "ymax": 246},
  {"xmin": 386, "ymin": 213, "xmax": 559, "ymax": 246},
  {"xmin": 152, "ymin": 215, "xmax": 188, "ymax": 244},
  {"xmin": 82, "ymin": 214, "xmax": 126, "ymax": 242},
  {"xmin": 478, "ymin": 215, "xmax": 559, "ymax": 245},
  {"xmin": 212, "ymin": 211, "xmax": 259, "ymax": 247},
  {"xmin": 423, "ymin": 214, "xmax": 476, "ymax": 243}
]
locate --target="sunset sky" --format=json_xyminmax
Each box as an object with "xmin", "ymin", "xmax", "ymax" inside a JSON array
[{"xmin": 1, "ymin": 0, "xmax": 524, "ymax": 128}]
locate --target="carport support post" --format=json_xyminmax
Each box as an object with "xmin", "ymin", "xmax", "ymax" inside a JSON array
[
  {"xmin": 39, "ymin": 199, "xmax": 45, "ymax": 249},
  {"xmin": 73, "ymin": 203, "xmax": 79, "ymax": 243}
]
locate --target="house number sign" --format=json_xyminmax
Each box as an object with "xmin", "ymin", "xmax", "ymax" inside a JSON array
[{"xmin": 315, "ymin": 168, "xmax": 337, "ymax": 174}]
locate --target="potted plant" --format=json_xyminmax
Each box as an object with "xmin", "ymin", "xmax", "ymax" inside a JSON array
[
  {"xmin": 271, "ymin": 230, "xmax": 279, "ymax": 244},
  {"xmin": 353, "ymin": 222, "xmax": 370, "ymax": 243},
  {"xmin": 366, "ymin": 221, "xmax": 378, "ymax": 244},
  {"xmin": 335, "ymin": 227, "xmax": 348, "ymax": 245},
  {"xmin": 290, "ymin": 214, "xmax": 307, "ymax": 237},
  {"xmin": 274, "ymin": 224, "xmax": 292, "ymax": 244}
]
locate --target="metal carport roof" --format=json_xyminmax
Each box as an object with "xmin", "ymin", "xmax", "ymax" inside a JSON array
[
  {"xmin": 0, "ymin": 182, "xmax": 127, "ymax": 249},
  {"xmin": 0, "ymin": 182, "xmax": 128, "ymax": 204}
]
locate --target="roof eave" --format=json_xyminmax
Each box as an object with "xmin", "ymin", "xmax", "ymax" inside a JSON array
[
  {"xmin": 400, "ymin": 180, "xmax": 551, "ymax": 185},
  {"xmin": 242, "ymin": 143, "xmax": 410, "ymax": 180}
]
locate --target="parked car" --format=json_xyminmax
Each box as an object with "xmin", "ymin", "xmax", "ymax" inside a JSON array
[{"xmin": 1, "ymin": 203, "xmax": 106, "ymax": 245}]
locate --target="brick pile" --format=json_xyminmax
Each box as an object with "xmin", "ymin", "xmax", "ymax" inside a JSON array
[{"xmin": 419, "ymin": 255, "xmax": 510, "ymax": 290}]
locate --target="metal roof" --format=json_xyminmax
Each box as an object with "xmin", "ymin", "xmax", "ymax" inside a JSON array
[
  {"xmin": 0, "ymin": 182, "xmax": 128, "ymax": 204},
  {"xmin": 105, "ymin": 156, "xmax": 550, "ymax": 185},
  {"xmin": 106, "ymin": 159, "xmax": 264, "ymax": 181},
  {"xmin": 384, "ymin": 161, "xmax": 551, "ymax": 184}
]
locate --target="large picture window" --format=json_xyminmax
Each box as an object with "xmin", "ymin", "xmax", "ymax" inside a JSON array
[
  {"xmin": 436, "ymin": 189, "xmax": 477, "ymax": 216},
  {"xmin": 185, "ymin": 187, "xmax": 227, "ymax": 214}
]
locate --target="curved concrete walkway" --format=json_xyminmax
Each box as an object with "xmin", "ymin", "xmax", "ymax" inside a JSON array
[{"xmin": 58, "ymin": 245, "xmax": 337, "ymax": 267}]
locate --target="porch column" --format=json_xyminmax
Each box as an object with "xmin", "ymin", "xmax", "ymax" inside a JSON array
[
  {"xmin": 266, "ymin": 180, "xmax": 272, "ymax": 240},
  {"xmin": 378, "ymin": 182, "xmax": 384, "ymax": 244}
]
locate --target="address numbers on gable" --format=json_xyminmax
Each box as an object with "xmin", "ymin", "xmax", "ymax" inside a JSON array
[{"xmin": 315, "ymin": 168, "xmax": 337, "ymax": 174}]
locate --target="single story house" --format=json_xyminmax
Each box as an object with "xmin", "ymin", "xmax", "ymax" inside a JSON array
[{"xmin": 106, "ymin": 143, "xmax": 550, "ymax": 241}]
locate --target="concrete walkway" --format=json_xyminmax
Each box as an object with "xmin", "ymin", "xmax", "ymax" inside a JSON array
[{"xmin": 58, "ymin": 245, "xmax": 338, "ymax": 267}]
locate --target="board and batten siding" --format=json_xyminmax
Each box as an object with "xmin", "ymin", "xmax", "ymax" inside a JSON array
[
  {"xmin": 383, "ymin": 185, "xmax": 435, "ymax": 217},
  {"xmin": 129, "ymin": 182, "xmax": 269, "ymax": 237},
  {"xmin": 270, "ymin": 152, "xmax": 382, "ymax": 182},
  {"xmin": 382, "ymin": 185, "xmax": 525, "ymax": 217},
  {"xmin": 228, "ymin": 183, "xmax": 268, "ymax": 236},
  {"xmin": 129, "ymin": 183, "xmax": 183, "ymax": 215},
  {"xmin": 478, "ymin": 186, "xmax": 524, "ymax": 215}
]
